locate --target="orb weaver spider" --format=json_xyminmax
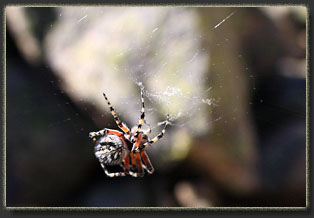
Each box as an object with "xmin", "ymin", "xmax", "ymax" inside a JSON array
[{"xmin": 89, "ymin": 88, "xmax": 170, "ymax": 177}]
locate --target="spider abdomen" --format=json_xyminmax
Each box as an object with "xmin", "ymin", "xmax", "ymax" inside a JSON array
[{"xmin": 94, "ymin": 134, "xmax": 128, "ymax": 166}]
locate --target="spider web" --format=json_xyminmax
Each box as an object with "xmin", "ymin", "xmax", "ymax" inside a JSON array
[
  {"xmin": 45, "ymin": 7, "xmax": 221, "ymax": 137},
  {"xmin": 8, "ymin": 6, "xmax": 255, "ymax": 159}
]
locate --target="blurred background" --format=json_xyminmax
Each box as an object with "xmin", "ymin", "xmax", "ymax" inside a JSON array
[{"xmin": 6, "ymin": 6, "xmax": 307, "ymax": 207}]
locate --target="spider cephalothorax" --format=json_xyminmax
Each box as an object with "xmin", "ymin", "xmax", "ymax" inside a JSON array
[{"xmin": 89, "ymin": 88, "xmax": 170, "ymax": 177}]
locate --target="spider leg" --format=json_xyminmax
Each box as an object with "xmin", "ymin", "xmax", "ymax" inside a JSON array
[
  {"xmin": 126, "ymin": 153, "xmax": 145, "ymax": 177},
  {"xmin": 106, "ymin": 129, "xmax": 124, "ymax": 137},
  {"xmin": 129, "ymin": 153, "xmax": 137, "ymax": 171},
  {"xmin": 123, "ymin": 155, "xmax": 130, "ymax": 173},
  {"xmin": 89, "ymin": 128, "xmax": 124, "ymax": 141},
  {"xmin": 135, "ymin": 114, "xmax": 170, "ymax": 151},
  {"xmin": 121, "ymin": 155, "xmax": 144, "ymax": 177},
  {"xmin": 140, "ymin": 150, "xmax": 154, "ymax": 174},
  {"xmin": 89, "ymin": 129, "xmax": 106, "ymax": 141},
  {"xmin": 134, "ymin": 152, "xmax": 145, "ymax": 177},
  {"xmin": 103, "ymin": 93, "xmax": 131, "ymax": 135},
  {"xmin": 141, "ymin": 120, "xmax": 152, "ymax": 135},
  {"xmin": 100, "ymin": 163, "xmax": 127, "ymax": 177},
  {"xmin": 131, "ymin": 133, "xmax": 143, "ymax": 152},
  {"xmin": 132, "ymin": 88, "xmax": 145, "ymax": 143}
]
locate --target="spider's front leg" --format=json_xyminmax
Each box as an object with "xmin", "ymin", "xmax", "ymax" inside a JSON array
[
  {"xmin": 142, "ymin": 120, "xmax": 152, "ymax": 135},
  {"xmin": 132, "ymin": 88, "xmax": 146, "ymax": 143},
  {"xmin": 103, "ymin": 93, "xmax": 131, "ymax": 135},
  {"xmin": 133, "ymin": 114, "xmax": 170, "ymax": 151}
]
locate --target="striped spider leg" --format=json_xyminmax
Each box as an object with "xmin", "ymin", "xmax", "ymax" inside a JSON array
[
  {"xmin": 103, "ymin": 92, "xmax": 131, "ymax": 136},
  {"xmin": 131, "ymin": 87, "xmax": 145, "ymax": 145}
]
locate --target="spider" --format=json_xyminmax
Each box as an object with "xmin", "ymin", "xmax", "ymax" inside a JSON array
[{"xmin": 89, "ymin": 88, "xmax": 170, "ymax": 177}]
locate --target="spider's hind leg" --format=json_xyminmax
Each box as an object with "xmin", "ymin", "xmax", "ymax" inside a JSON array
[
  {"xmin": 100, "ymin": 163, "xmax": 127, "ymax": 177},
  {"xmin": 140, "ymin": 150, "xmax": 154, "ymax": 174},
  {"xmin": 127, "ymin": 153, "xmax": 145, "ymax": 177},
  {"xmin": 134, "ymin": 152, "xmax": 145, "ymax": 177}
]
